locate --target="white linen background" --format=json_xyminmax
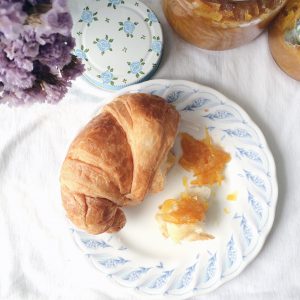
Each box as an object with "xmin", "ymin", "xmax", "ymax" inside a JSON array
[{"xmin": 1, "ymin": 1, "xmax": 300, "ymax": 299}]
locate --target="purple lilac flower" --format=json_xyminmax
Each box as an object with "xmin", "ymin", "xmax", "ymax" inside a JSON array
[
  {"xmin": 0, "ymin": 2, "xmax": 26, "ymax": 39},
  {"xmin": 38, "ymin": 34, "xmax": 75, "ymax": 70},
  {"xmin": 0, "ymin": 0, "xmax": 84, "ymax": 105}
]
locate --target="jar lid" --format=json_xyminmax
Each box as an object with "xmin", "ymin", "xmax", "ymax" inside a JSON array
[{"xmin": 71, "ymin": 0, "xmax": 163, "ymax": 91}]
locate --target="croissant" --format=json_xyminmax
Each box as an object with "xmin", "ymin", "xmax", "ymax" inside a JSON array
[{"xmin": 60, "ymin": 93, "xmax": 180, "ymax": 234}]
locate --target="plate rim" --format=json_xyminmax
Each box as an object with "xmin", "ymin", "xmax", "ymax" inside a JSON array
[{"xmin": 71, "ymin": 79, "xmax": 278, "ymax": 299}]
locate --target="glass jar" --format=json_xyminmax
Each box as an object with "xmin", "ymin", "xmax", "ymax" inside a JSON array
[
  {"xmin": 269, "ymin": 0, "xmax": 300, "ymax": 81},
  {"xmin": 163, "ymin": 0, "xmax": 287, "ymax": 50}
]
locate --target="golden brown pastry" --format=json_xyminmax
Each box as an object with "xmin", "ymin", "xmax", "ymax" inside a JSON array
[{"xmin": 60, "ymin": 93, "xmax": 180, "ymax": 234}]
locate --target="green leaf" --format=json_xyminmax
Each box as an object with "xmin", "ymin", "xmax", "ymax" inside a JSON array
[
  {"xmin": 113, "ymin": 4, "xmax": 116, "ymax": 9},
  {"xmin": 119, "ymin": 22, "xmax": 123, "ymax": 25},
  {"xmin": 105, "ymin": 35, "xmax": 108, "ymax": 39},
  {"xmin": 111, "ymin": 68, "xmax": 114, "ymax": 72},
  {"xmin": 109, "ymin": 48, "xmax": 112, "ymax": 51},
  {"xmin": 79, "ymin": 19, "xmax": 83, "ymax": 22},
  {"xmin": 94, "ymin": 17, "xmax": 98, "ymax": 21},
  {"xmin": 108, "ymin": 3, "xmax": 112, "ymax": 7},
  {"xmin": 145, "ymin": 18, "xmax": 149, "ymax": 22},
  {"xmin": 140, "ymin": 58, "xmax": 143, "ymax": 62},
  {"xmin": 119, "ymin": 28, "xmax": 123, "ymax": 31},
  {"xmin": 127, "ymin": 34, "xmax": 130, "ymax": 37},
  {"xmin": 93, "ymin": 12, "xmax": 97, "ymax": 15},
  {"xmin": 150, "ymin": 21, "xmax": 152, "ymax": 26},
  {"xmin": 148, "ymin": 49, "xmax": 152, "ymax": 52},
  {"xmin": 127, "ymin": 62, "xmax": 131, "ymax": 65},
  {"xmin": 109, "ymin": 39, "xmax": 113, "ymax": 42},
  {"xmin": 127, "ymin": 17, "xmax": 130, "ymax": 20},
  {"xmin": 87, "ymin": 23, "xmax": 90, "ymax": 27},
  {"xmin": 108, "ymin": 65, "xmax": 110, "ymax": 68},
  {"xmin": 130, "ymin": 34, "xmax": 133, "ymax": 38},
  {"xmin": 86, "ymin": 6, "xmax": 89, "ymax": 10},
  {"xmin": 81, "ymin": 45, "xmax": 84, "ymax": 50},
  {"xmin": 134, "ymin": 22, "xmax": 138, "ymax": 25},
  {"xmin": 136, "ymin": 73, "xmax": 139, "ymax": 78},
  {"xmin": 84, "ymin": 49, "xmax": 89, "ymax": 52},
  {"xmin": 111, "ymin": 81, "xmax": 115, "ymax": 86},
  {"xmin": 97, "ymin": 75, "xmax": 101, "ymax": 78},
  {"xmin": 127, "ymin": 71, "xmax": 131, "ymax": 73},
  {"xmin": 113, "ymin": 77, "xmax": 118, "ymax": 80},
  {"xmin": 140, "ymin": 71, "xmax": 145, "ymax": 75}
]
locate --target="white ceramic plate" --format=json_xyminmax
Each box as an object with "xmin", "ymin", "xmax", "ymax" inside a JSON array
[
  {"xmin": 70, "ymin": 0, "xmax": 163, "ymax": 90},
  {"xmin": 69, "ymin": 80, "xmax": 277, "ymax": 298}
]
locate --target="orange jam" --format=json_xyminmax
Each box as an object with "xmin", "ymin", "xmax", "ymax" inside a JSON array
[
  {"xmin": 227, "ymin": 193, "xmax": 237, "ymax": 201},
  {"xmin": 268, "ymin": 0, "xmax": 300, "ymax": 81},
  {"xmin": 163, "ymin": 0, "xmax": 286, "ymax": 50},
  {"xmin": 179, "ymin": 131, "xmax": 231, "ymax": 186},
  {"xmin": 159, "ymin": 192, "xmax": 208, "ymax": 224}
]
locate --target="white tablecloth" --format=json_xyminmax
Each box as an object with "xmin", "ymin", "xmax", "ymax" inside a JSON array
[{"xmin": 1, "ymin": 1, "xmax": 300, "ymax": 299}]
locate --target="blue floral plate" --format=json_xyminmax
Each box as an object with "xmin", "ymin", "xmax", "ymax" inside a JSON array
[
  {"xmin": 69, "ymin": 0, "xmax": 163, "ymax": 91},
  {"xmin": 69, "ymin": 80, "xmax": 277, "ymax": 298}
]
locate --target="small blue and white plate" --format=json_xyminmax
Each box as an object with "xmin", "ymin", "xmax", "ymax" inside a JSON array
[
  {"xmin": 69, "ymin": 80, "xmax": 277, "ymax": 298},
  {"xmin": 69, "ymin": 0, "xmax": 163, "ymax": 91}
]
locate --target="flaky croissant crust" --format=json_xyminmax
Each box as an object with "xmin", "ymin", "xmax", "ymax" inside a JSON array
[{"xmin": 60, "ymin": 93, "xmax": 180, "ymax": 234}]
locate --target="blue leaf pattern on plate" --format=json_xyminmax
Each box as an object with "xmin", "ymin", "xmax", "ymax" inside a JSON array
[
  {"xmin": 204, "ymin": 110, "xmax": 233, "ymax": 120},
  {"xmin": 82, "ymin": 239, "xmax": 111, "ymax": 249},
  {"xmin": 244, "ymin": 170, "xmax": 266, "ymax": 191},
  {"xmin": 248, "ymin": 191, "xmax": 263, "ymax": 219},
  {"xmin": 118, "ymin": 245, "xmax": 128, "ymax": 251},
  {"xmin": 166, "ymin": 90, "xmax": 184, "ymax": 103},
  {"xmin": 149, "ymin": 270, "xmax": 174, "ymax": 289},
  {"xmin": 182, "ymin": 98, "xmax": 210, "ymax": 111},
  {"xmin": 204, "ymin": 254, "xmax": 217, "ymax": 282},
  {"xmin": 223, "ymin": 129, "xmax": 251, "ymax": 138},
  {"xmin": 227, "ymin": 236, "xmax": 237, "ymax": 267},
  {"xmin": 236, "ymin": 147, "xmax": 262, "ymax": 163},
  {"xmin": 176, "ymin": 264, "xmax": 196, "ymax": 289},
  {"xmin": 123, "ymin": 267, "xmax": 150, "ymax": 281},
  {"xmin": 98, "ymin": 257, "xmax": 129, "ymax": 268},
  {"xmin": 234, "ymin": 214, "xmax": 252, "ymax": 245}
]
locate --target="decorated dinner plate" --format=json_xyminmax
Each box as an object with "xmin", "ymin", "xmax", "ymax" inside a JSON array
[
  {"xmin": 69, "ymin": 80, "xmax": 277, "ymax": 298},
  {"xmin": 69, "ymin": 0, "xmax": 163, "ymax": 91}
]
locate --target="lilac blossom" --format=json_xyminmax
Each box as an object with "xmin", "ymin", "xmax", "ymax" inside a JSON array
[{"xmin": 0, "ymin": 0, "xmax": 83, "ymax": 105}]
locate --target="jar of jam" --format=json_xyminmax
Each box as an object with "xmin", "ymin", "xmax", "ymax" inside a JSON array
[
  {"xmin": 163, "ymin": 0, "xmax": 287, "ymax": 50},
  {"xmin": 269, "ymin": 0, "xmax": 300, "ymax": 81}
]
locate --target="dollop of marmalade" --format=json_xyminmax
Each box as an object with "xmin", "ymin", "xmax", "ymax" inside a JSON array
[
  {"xmin": 159, "ymin": 192, "xmax": 208, "ymax": 224},
  {"xmin": 179, "ymin": 131, "xmax": 231, "ymax": 186}
]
